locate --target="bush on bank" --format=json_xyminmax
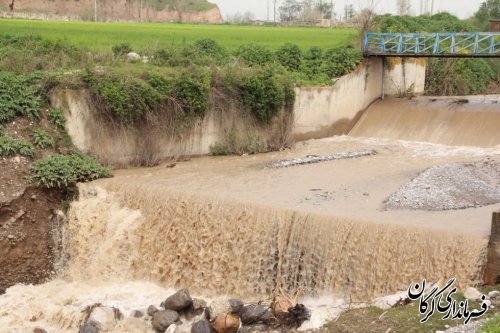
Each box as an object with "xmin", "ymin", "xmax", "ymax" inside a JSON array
[{"xmin": 28, "ymin": 153, "xmax": 111, "ymax": 189}]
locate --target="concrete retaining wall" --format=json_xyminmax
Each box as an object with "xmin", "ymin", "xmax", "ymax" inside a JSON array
[
  {"xmin": 50, "ymin": 57, "xmax": 427, "ymax": 165},
  {"xmin": 292, "ymin": 57, "xmax": 426, "ymax": 140}
]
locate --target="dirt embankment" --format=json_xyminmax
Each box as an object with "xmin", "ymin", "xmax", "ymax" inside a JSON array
[
  {"xmin": 0, "ymin": 119, "xmax": 66, "ymax": 294},
  {"xmin": 0, "ymin": 186, "xmax": 64, "ymax": 293}
]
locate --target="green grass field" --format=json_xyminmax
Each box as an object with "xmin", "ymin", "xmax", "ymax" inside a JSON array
[{"xmin": 0, "ymin": 19, "xmax": 358, "ymax": 52}]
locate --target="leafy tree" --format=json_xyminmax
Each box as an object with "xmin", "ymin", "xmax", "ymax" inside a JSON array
[
  {"xmin": 279, "ymin": 0, "xmax": 302, "ymax": 22},
  {"xmin": 316, "ymin": 1, "xmax": 334, "ymax": 19},
  {"xmin": 475, "ymin": 0, "xmax": 500, "ymax": 22}
]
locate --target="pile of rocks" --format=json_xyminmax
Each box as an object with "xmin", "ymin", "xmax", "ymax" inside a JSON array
[
  {"xmin": 385, "ymin": 159, "xmax": 500, "ymax": 211},
  {"xmin": 267, "ymin": 150, "xmax": 377, "ymax": 168},
  {"xmin": 77, "ymin": 289, "xmax": 310, "ymax": 333}
]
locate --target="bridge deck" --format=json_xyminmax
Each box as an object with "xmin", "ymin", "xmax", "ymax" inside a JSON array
[{"xmin": 363, "ymin": 32, "xmax": 500, "ymax": 58}]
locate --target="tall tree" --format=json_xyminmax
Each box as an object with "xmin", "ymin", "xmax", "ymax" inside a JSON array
[
  {"xmin": 279, "ymin": 0, "xmax": 302, "ymax": 21},
  {"xmin": 475, "ymin": 0, "xmax": 500, "ymax": 22},
  {"xmin": 397, "ymin": 0, "xmax": 411, "ymax": 16},
  {"xmin": 344, "ymin": 4, "xmax": 355, "ymax": 21},
  {"xmin": 316, "ymin": 1, "xmax": 334, "ymax": 19}
]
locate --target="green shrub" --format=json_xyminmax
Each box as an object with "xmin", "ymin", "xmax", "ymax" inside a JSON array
[
  {"xmin": 0, "ymin": 72, "xmax": 42, "ymax": 123},
  {"xmin": 0, "ymin": 135, "xmax": 18, "ymax": 156},
  {"xmin": 173, "ymin": 70, "xmax": 211, "ymax": 117},
  {"xmin": 241, "ymin": 72, "xmax": 285, "ymax": 123},
  {"xmin": 193, "ymin": 38, "xmax": 228, "ymax": 64},
  {"xmin": 153, "ymin": 45, "xmax": 213, "ymax": 67},
  {"xmin": 29, "ymin": 153, "xmax": 111, "ymax": 189},
  {"xmin": 321, "ymin": 47, "xmax": 362, "ymax": 78},
  {"xmin": 112, "ymin": 43, "xmax": 133, "ymax": 57},
  {"xmin": 276, "ymin": 43, "xmax": 302, "ymax": 71},
  {"xmin": 236, "ymin": 44, "xmax": 275, "ymax": 67},
  {"xmin": 426, "ymin": 58, "xmax": 495, "ymax": 95},
  {"xmin": 33, "ymin": 129, "xmax": 54, "ymax": 149},
  {"xmin": 85, "ymin": 71, "xmax": 161, "ymax": 122},
  {"xmin": 0, "ymin": 134, "xmax": 34, "ymax": 157},
  {"xmin": 209, "ymin": 142, "xmax": 231, "ymax": 156},
  {"xmin": 16, "ymin": 140, "xmax": 34, "ymax": 158},
  {"xmin": 302, "ymin": 46, "xmax": 324, "ymax": 78},
  {"xmin": 48, "ymin": 108, "xmax": 66, "ymax": 130}
]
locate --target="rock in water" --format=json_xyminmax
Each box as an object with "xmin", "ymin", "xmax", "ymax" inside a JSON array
[
  {"xmin": 148, "ymin": 305, "xmax": 159, "ymax": 316},
  {"xmin": 209, "ymin": 298, "xmax": 231, "ymax": 320},
  {"xmin": 163, "ymin": 289, "xmax": 193, "ymax": 312},
  {"xmin": 33, "ymin": 329, "xmax": 48, "ymax": 333},
  {"xmin": 152, "ymin": 310, "xmax": 179, "ymax": 332},
  {"xmin": 464, "ymin": 287, "xmax": 483, "ymax": 301},
  {"xmin": 191, "ymin": 319, "xmax": 214, "ymax": 333},
  {"xmin": 239, "ymin": 304, "xmax": 272, "ymax": 325},
  {"xmin": 212, "ymin": 314, "xmax": 241, "ymax": 333},
  {"xmin": 228, "ymin": 299, "xmax": 244, "ymax": 314},
  {"xmin": 132, "ymin": 310, "xmax": 144, "ymax": 318},
  {"xmin": 78, "ymin": 321, "xmax": 99, "ymax": 333},
  {"xmin": 88, "ymin": 306, "xmax": 117, "ymax": 331},
  {"xmin": 280, "ymin": 304, "xmax": 310, "ymax": 327}
]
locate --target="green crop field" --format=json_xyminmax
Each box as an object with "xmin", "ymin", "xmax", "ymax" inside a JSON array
[{"xmin": 0, "ymin": 19, "xmax": 358, "ymax": 52}]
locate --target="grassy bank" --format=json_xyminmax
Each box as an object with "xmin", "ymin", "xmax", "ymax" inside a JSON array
[{"xmin": 0, "ymin": 19, "xmax": 357, "ymax": 51}]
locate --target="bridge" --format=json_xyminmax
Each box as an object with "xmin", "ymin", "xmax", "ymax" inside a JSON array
[{"xmin": 363, "ymin": 32, "xmax": 500, "ymax": 58}]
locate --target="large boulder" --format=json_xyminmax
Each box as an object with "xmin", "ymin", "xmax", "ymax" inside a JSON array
[
  {"xmin": 148, "ymin": 305, "xmax": 160, "ymax": 316},
  {"xmin": 212, "ymin": 313, "xmax": 241, "ymax": 333},
  {"xmin": 78, "ymin": 321, "xmax": 99, "ymax": 333},
  {"xmin": 191, "ymin": 319, "xmax": 215, "ymax": 333},
  {"xmin": 228, "ymin": 299, "xmax": 244, "ymax": 314},
  {"xmin": 488, "ymin": 290, "xmax": 500, "ymax": 299},
  {"xmin": 132, "ymin": 310, "xmax": 144, "ymax": 318},
  {"xmin": 185, "ymin": 298, "xmax": 208, "ymax": 321},
  {"xmin": 152, "ymin": 310, "xmax": 180, "ymax": 333},
  {"xmin": 239, "ymin": 304, "xmax": 272, "ymax": 325},
  {"xmin": 163, "ymin": 289, "xmax": 193, "ymax": 312},
  {"xmin": 208, "ymin": 298, "xmax": 231, "ymax": 321},
  {"xmin": 33, "ymin": 329, "xmax": 49, "ymax": 333},
  {"xmin": 464, "ymin": 287, "xmax": 483, "ymax": 301},
  {"xmin": 88, "ymin": 306, "xmax": 117, "ymax": 332}
]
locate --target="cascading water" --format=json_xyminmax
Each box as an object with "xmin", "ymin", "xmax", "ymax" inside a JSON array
[
  {"xmin": 63, "ymin": 182, "xmax": 487, "ymax": 300},
  {"xmin": 0, "ymin": 135, "xmax": 495, "ymax": 332}
]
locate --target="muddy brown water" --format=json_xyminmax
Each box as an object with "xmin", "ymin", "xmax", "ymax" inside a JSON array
[{"xmin": 1, "ymin": 97, "xmax": 500, "ymax": 332}]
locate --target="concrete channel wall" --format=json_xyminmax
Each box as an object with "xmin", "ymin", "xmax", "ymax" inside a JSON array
[
  {"xmin": 292, "ymin": 57, "xmax": 427, "ymax": 140},
  {"xmin": 50, "ymin": 57, "xmax": 426, "ymax": 165}
]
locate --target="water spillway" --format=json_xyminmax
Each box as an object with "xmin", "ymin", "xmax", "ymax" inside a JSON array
[
  {"xmin": 350, "ymin": 97, "xmax": 500, "ymax": 147},
  {"xmin": 62, "ymin": 164, "xmax": 489, "ymax": 302}
]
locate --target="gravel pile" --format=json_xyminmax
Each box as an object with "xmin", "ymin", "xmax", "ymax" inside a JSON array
[
  {"xmin": 385, "ymin": 159, "xmax": 500, "ymax": 211},
  {"xmin": 267, "ymin": 150, "xmax": 377, "ymax": 168}
]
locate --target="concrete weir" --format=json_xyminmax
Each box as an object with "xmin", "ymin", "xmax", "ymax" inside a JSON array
[{"xmin": 47, "ymin": 56, "xmax": 500, "ymax": 302}]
